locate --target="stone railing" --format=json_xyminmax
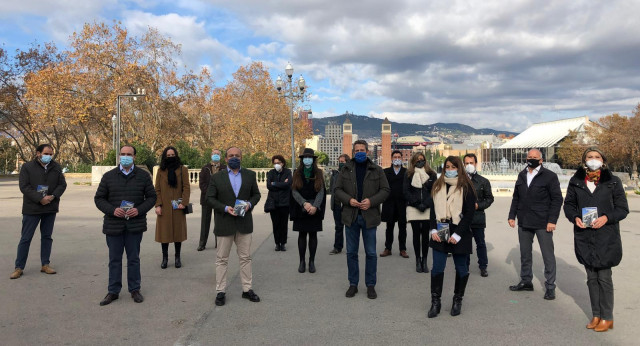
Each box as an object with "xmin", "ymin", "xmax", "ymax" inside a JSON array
[{"xmin": 187, "ymin": 168, "xmax": 272, "ymax": 185}]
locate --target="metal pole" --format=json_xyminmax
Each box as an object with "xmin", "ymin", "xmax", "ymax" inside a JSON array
[
  {"xmin": 116, "ymin": 96, "xmax": 121, "ymax": 166},
  {"xmin": 290, "ymin": 97, "xmax": 296, "ymax": 170}
]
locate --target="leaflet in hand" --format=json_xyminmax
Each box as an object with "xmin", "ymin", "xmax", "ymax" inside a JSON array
[
  {"xmin": 436, "ymin": 222, "xmax": 450, "ymax": 242},
  {"xmin": 582, "ymin": 207, "xmax": 598, "ymax": 227},
  {"xmin": 234, "ymin": 199, "xmax": 249, "ymax": 217},
  {"xmin": 171, "ymin": 198, "xmax": 183, "ymax": 210},
  {"xmin": 37, "ymin": 185, "xmax": 49, "ymax": 198},
  {"xmin": 121, "ymin": 200, "xmax": 134, "ymax": 220}
]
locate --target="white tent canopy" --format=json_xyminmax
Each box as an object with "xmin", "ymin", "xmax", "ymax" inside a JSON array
[{"xmin": 499, "ymin": 116, "xmax": 590, "ymax": 149}]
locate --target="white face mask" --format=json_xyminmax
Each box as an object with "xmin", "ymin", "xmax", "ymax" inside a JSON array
[
  {"xmin": 392, "ymin": 159, "xmax": 402, "ymax": 167},
  {"xmin": 465, "ymin": 164, "xmax": 476, "ymax": 174},
  {"xmin": 586, "ymin": 159, "xmax": 603, "ymax": 171},
  {"xmin": 274, "ymin": 163, "xmax": 282, "ymax": 172}
]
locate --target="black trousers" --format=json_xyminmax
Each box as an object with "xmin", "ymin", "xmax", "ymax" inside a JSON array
[
  {"xmin": 384, "ymin": 205, "xmax": 406, "ymax": 251},
  {"xmin": 270, "ymin": 206, "xmax": 289, "ymax": 245},
  {"xmin": 410, "ymin": 220, "xmax": 429, "ymax": 258},
  {"xmin": 199, "ymin": 204, "xmax": 213, "ymax": 247}
]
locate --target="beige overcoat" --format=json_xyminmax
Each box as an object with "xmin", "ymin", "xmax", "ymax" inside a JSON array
[{"xmin": 154, "ymin": 166, "xmax": 190, "ymax": 243}]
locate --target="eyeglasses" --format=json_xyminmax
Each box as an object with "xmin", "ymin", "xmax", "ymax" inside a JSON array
[{"xmin": 120, "ymin": 153, "xmax": 134, "ymax": 156}]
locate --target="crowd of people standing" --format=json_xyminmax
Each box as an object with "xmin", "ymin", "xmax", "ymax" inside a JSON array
[{"xmin": 8, "ymin": 142, "xmax": 629, "ymax": 331}]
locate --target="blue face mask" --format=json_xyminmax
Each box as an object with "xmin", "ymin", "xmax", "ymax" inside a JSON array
[
  {"xmin": 120, "ymin": 156, "xmax": 134, "ymax": 167},
  {"xmin": 354, "ymin": 151, "xmax": 367, "ymax": 163},
  {"xmin": 228, "ymin": 157, "xmax": 241, "ymax": 169},
  {"xmin": 303, "ymin": 157, "xmax": 313, "ymax": 167},
  {"xmin": 40, "ymin": 155, "xmax": 52, "ymax": 164},
  {"xmin": 211, "ymin": 154, "xmax": 220, "ymax": 162},
  {"xmin": 444, "ymin": 169, "xmax": 458, "ymax": 178}
]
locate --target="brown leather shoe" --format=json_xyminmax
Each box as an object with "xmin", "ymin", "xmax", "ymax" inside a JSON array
[
  {"xmin": 10, "ymin": 268, "xmax": 23, "ymax": 279},
  {"xmin": 594, "ymin": 320, "xmax": 613, "ymax": 332},
  {"xmin": 586, "ymin": 317, "xmax": 601, "ymax": 329},
  {"xmin": 40, "ymin": 265, "xmax": 57, "ymax": 274},
  {"xmin": 380, "ymin": 249, "xmax": 392, "ymax": 257},
  {"xmin": 399, "ymin": 250, "xmax": 409, "ymax": 258}
]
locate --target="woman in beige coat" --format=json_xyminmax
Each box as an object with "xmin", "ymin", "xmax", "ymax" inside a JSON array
[{"xmin": 155, "ymin": 146, "xmax": 190, "ymax": 269}]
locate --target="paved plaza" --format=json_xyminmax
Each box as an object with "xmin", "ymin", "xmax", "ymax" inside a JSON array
[{"xmin": 0, "ymin": 176, "xmax": 639, "ymax": 346}]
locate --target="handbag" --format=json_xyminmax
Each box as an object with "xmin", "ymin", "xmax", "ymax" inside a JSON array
[
  {"xmin": 264, "ymin": 197, "xmax": 276, "ymax": 213},
  {"xmin": 183, "ymin": 203, "xmax": 193, "ymax": 214}
]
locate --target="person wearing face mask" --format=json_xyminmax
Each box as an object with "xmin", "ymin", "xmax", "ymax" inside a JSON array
[
  {"xmin": 290, "ymin": 149, "xmax": 326, "ymax": 273},
  {"xmin": 380, "ymin": 151, "xmax": 409, "ymax": 259},
  {"xmin": 154, "ymin": 146, "xmax": 190, "ymax": 269},
  {"xmin": 463, "ymin": 154, "xmax": 494, "ymax": 277},
  {"xmin": 10, "ymin": 144, "xmax": 67, "ymax": 280},
  {"xmin": 329, "ymin": 154, "xmax": 350, "ymax": 254},
  {"xmin": 403, "ymin": 152, "xmax": 437, "ymax": 273},
  {"xmin": 94, "ymin": 145, "xmax": 157, "ymax": 305},
  {"xmin": 198, "ymin": 149, "xmax": 226, "ymax": 251},
  {"xmin": 207, "ymin": 147, "xmax": 261, "ymax": 306},
  {"xmin": 508, "ymin": 148, "xmax": 563, "ymax": 301},
  {"xmin": 265, "ymin": 154, "xmax": 293, "ymax": 251},
  {"xmin": 563, "ymin": 148, "xmax": 628, "ymax": 332},
  {"xmin": 427, "ymin": 156, "xmax": 476, "ymax": 318}
]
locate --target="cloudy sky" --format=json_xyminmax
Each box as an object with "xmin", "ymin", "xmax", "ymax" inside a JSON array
[{"xmin": 1, "ymin": 0, "xmax": 639, "ymax": 132}]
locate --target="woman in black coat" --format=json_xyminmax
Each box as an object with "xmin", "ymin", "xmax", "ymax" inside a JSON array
[
  {"xmin": 428, "ymin": 156, "xmax": 476, "ymax": 318},
  {"xmin": 403, "ymin": 152, "xmax": 437, "ymax": 273},
  {"xmin": 563, "ymin": 147, "xmax": 628, "ymax": 332},
  {"xmin": 266, "ymin": 155, "xmax": 293, "ymax": 251},
  {"xmin": 290, "ymin": 149, "xmax": 326, "ymax": 274}
]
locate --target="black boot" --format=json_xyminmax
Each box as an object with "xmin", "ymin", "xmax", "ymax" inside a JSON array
[
  {"xmin": 416, "ymin": 257, "xmax": 423, "ymax": 273},
  {"xmin": 161, "ymin": 255, "xmax": 168, "ymax": 269},
  {"xmin": 298, "ymin": 260, "xmax": 306, "ymax": 273},
  {"xmin": 175, "ymin": 256, "xmax": 182, "ymax": 268},
  {"xmin": 422, "ymin": 257, "xmax": 429, "ymax": 273},
  {"xmin": 174, "ymin": 242, "xmax": 182, "ymax": 268},
  {"xmin": 428, "ymin": 273, "xmax": 444, "ymax": 318},
  {"xmin": 308, "ymin": 260, "xmax": 316, "ymax": 273},
  {"xmin": 450, "ymin": 272, "xmax": 469, "ymax": 316}
]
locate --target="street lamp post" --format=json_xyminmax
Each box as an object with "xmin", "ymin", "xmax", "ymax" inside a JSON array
[
  {"xmin": 115, "ymin": 88, "xmax": 146, "ymax": 166},
  {"xmin": 275, "ymin": 63, "xmax": 306, "ymax": 170}
]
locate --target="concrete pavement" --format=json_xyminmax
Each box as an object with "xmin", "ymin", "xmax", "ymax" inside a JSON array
[{"xmin": 1, "ymin": 176, "xmax": 638, "ymax": 345}]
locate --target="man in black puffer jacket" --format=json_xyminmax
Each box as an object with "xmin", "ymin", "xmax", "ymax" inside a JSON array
[
  {"xmin": 10, "ymin": 144, "xmax": 67, "ymax": 280},
  {"xmin": 464, "ymin": 154, "xmax": 494, "ymax": 277},
  {"xmin": 94, "ymin": 145, "xmax": 156, "ymax": 306}
]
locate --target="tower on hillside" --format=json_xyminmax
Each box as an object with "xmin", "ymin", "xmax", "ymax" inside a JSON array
[
  {"xmin": 381, "ymin": 117, "xmax": 391, "ymax": 168},
  {"xmin": 342, "ymin": 118, "xmax": 353, "ymax": 156}
]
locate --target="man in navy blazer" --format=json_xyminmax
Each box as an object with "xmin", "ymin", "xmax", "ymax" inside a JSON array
[{"xmin": 507, "ymin": 149, "xmax": 563, "ymax": 300}]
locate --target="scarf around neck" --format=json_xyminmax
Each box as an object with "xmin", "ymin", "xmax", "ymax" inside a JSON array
[
  {"xmin": 586, "ymin": 169, "xmax": 601, "ymax": 184},
  {"xmin": 433, "ymin": 177, "xmax": 464, "ymax": 224},
  {"xmin": 303, "ymin": 166, "xmax": 313, "ymax": 179},
  {"xmin": 411, "ymin": 168, "xmax": 429, "ymax": 188}
]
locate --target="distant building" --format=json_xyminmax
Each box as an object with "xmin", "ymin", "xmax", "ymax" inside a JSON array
[
  {"xmin": 342, "ymin": 119, "xmax": 353, "ymax": 157},
  {"xmin": 306, "ymin": 135, "xmax": 321, "ymax": 151},
  {"xmin": 464, "ymin": 135, "xmax": 502, "ymax": 148},
  {"xmin": 484, "ymin": 116, "xmax": 592, "ymax": 164},
  {"xmin": 319, "ymin": 122, "xmax": 342, "ymax": 166}
]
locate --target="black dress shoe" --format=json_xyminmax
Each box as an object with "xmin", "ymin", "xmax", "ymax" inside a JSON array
[
  {"xmin": 298, "ymin": 260, "xmax": 306, "ymax": 273},
  {"xmin": 131, "ymin": 290, "xmax": 144, "ymax": 303},
  {"xmin": 197, "ymin": 245, "xmax": 205, "ymax": 251},
  {"xmin": 175, "ymin": 256, "xmax": 182, "ymax": 268},
  {"xmin": 308, "ymin": 261, "xmax": 316, "ymax": 273},
  {"xmin": 242, "ymin": 289, "xmax": 260, "ymax": 302},
  {"xmin": 367, "ymin": 286, "xmax": 377, "ymax": 299},
  {"xmin": 345, "ymin": 285, "xmax": 358, "ymax": 298},
  {"xmin": 509, "ymin": 282, "xmax": 534, "ymax": 291},
  {"xmin": 275, "ymin": 244, "xmax": 281, "ymax": 251},
  {"xmin": 99, "ymin": 293, "xmax": 119, "ymax": 306},
  {"xmin": 280, "ymin": 244, "xmax": 286, "ymax": 251},
  {"xmin": 480, "ymin": 268, "xmax": 488, "ymax": 277},
  {"xmin": 215, "ymin": 292, "xmax": 226, "ymax": 306},
  {"xmin": 544, "ymin": 288, "xmax": 556, "ymax": 300}
]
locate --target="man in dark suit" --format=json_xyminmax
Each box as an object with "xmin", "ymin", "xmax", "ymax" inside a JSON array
[
  {"xmin": 94, "ymin": 145, "xmax": 157, "ymax": 306},
  {"xmin": 207, "ymin": 147, "xmax": 261, "ymax": 306},
  {"xmin": 508, "ymin": 149, "xmax": 563, "ymax": 300},
  {"xmin": 198, "ymin": 148, "xmax": 225, "ymax": 251},
  {"xmin": 380, "ymin": 150, "xmax": 408, "ymax": 258}
]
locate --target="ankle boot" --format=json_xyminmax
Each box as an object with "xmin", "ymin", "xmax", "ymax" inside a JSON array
[
  {"xmin": 416, "ymin": 257, "xmax": 423, "ymax": 273},
  {"xmin": 175, "ymin": 256, "xmax": 182, "ymax": 268},
  {"xmin": 428, "ymin": 273, "xmax": 444, "ymax": 318},
  {"xmin": 161, "ymin": 255, "xmax": 168, "ymax": 269},
  {"xmin": 298, "ymin": 260, "xmax": 306, "ymax": 273},
  {"xmin": 422, "ymin": 257, "xmax": 429, "ymax": 273},
  {"xmin": 450, "ymin": 272, "xmax": 469, "ymax": 316},
  {"xmin": 308, "ymin": 260, "xmax": 316, "ymax": 273}
]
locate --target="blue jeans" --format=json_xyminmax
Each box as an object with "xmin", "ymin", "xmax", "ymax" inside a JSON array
[
  {"xmin": 333, "ymin": 207, "xmax": 344, "ymax": 251},
  {"xmin": 469, "ymin": 227, "xmax": 488, "ymax": 269},
  {"xmin": 432, "ymin": 249, "xmax": 468, "ymax": 276},
  {"xmin": 15, "ymin": 213, "xmax": 56, "ymax": 269},
  {"xmin": 106, "ymin": 232, "xmax": 143, "ymax": 294},
  {"xmin": 346, "ymin": 215, "xmax": 377, "ymax": 287}
]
